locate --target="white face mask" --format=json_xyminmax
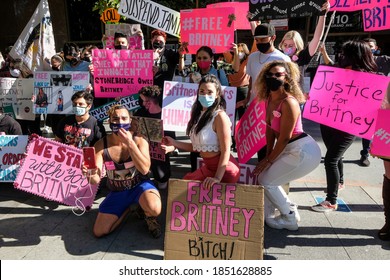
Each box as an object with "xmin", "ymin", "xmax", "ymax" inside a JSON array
[
  {"xmin": 73, "ymin": 106, "xmax": 88, "ymax": 116},
  {"xmin": 238, "ymin": 52, "xmax": 245, "ymax": 60}
]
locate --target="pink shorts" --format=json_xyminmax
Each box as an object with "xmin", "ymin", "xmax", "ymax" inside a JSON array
[{"xmin": 184, "ymin": 154, "xmax": 240, "ymax": 183}]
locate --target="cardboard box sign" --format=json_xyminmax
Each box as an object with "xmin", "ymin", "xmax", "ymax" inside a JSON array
[{"xmin": 164, "ymin": 179, "xmax": 264, "ymax": 260}]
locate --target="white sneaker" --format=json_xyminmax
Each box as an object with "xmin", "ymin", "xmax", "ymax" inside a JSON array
[
  {"xmin": 266, "ymin": 211, "xmax": 298, "ymax": 231},
  {"xmin": 290, "ymin": 203, "xmax": 300, "ymax": 222}
]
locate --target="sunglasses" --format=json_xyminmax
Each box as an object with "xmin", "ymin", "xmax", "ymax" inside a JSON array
[{"xmin": 265, "ymin": 72, "xmax": 286, "ymax": 78}]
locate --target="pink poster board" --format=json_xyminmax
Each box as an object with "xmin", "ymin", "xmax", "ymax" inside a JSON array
[
  {"xmin": 207, "ymin": 2, "xmax": 250, "ymax": 30},
  {"xmin": 180, "ymin": 7, "xmax": 235, "ymax": 54},
  {"xmin": 92, "ymin": 49, "xmax": 153, "ymax": 97},
  {"xmin": 14, "ymin": 136, "xmax": 97, "ymax": 210},
  {"xmin": 235, "ymin": 99, "xmax": 267, "ymax": 164},
  {"xmin": 330, "ymin": 0, "xmax": 389, "ymax": 11},
  {"xmin": 303, "ymin": 66, "xmax": 390, "ymax": 139},
  {"xmin": 370, "ymin": 109, "xmax": 390, "ymax": 158}
]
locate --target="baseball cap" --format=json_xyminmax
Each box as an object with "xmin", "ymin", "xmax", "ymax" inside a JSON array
[{"xmin": 254, "ymin": 23, "xmax": 275, "ymax": 38}]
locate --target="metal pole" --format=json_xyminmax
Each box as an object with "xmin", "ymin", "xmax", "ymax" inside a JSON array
[{"xmin": 316, "ymin": 11, "xmax": 336, "ymax": 61}]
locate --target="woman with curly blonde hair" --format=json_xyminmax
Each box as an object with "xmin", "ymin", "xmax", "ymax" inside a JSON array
[{"xmin": 253, "ymin": 60, "xmax": 321, "ymax": 230}]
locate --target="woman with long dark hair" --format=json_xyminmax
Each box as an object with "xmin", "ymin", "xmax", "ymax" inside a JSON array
[{"xmin": 312, "ymin": 40, "xmax": 378, "ymax": 212}]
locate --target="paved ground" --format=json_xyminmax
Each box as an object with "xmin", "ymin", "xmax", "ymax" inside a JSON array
[{"xmin": 0, "ymin": 119, "xmax": 389, "ymax": 260}]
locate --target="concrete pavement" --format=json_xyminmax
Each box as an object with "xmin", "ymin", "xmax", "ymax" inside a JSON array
[{"xmin": 0, "ymin": 119, "xmax": 389, "ymax": 260}]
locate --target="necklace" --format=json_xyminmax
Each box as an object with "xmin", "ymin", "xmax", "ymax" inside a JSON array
[{"xmin": 258, "ymin": 53, "xmax": 271, "ymax": 64}]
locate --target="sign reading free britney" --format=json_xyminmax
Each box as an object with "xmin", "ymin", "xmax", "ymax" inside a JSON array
[
  {"xmin": 303, "ymin": 66, "xmax": 389, "ymax": 139},
  {"xmin": 164, "ymin": 179, "xmax": 264, "ymax": 260},
  {"xmin": 14, "ymin": 136, "xmax": 97, "ymax": 210},
  {"xmin": 92, "ymin": 49, "xmax": 153, "ymax": 98}
]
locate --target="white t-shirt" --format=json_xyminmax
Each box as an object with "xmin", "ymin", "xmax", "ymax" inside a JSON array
[{"xmin": 246, "ymin": 49, "xmax": 291, "ymax": 103}]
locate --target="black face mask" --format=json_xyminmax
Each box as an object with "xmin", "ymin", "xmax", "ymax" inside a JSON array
[
  {"xmin": 266, "ymin": 77, "xmax": 284, "ymax": 91},
  {"xmin": 114, "ymin": 45, "xmax": 127, "ymax": 50},
  {"xmin": 152, "ymin": 41, "xmax": 164, "ymax": 50},
  {"xmin": 257, "ymin": 42, "xmax": 271, "ymax": 53}
]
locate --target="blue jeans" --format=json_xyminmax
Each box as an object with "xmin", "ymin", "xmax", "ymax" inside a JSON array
[{"xmin": 320, "ymin": 124, "xmax": 355, "ymax": 204}]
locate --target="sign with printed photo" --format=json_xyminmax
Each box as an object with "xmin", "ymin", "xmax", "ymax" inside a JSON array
[
  {"xmin": 164, "ymin": 179, "xmax": 264, "ymax": 260},
  {"xmin": 14, "ymin": 136, "xmax": 97, "ymax": 210},
  {"xmin": 104, "ymin": 23, "xmax": 144, "ymax": 50},
  {"xmin": 92, "ymin": 49, "xmax": 153, "ymax": 98},
  {"xmin": 0, "ymin": 135, "xmax": 28, "ymax": 182},
  {"xmin": 131, "ymin": 116, "xmax": 163, "ymax": 143},
  {"xmin": 180, "ymin": 7, "xmax": 235, "ymax": 54},
  {"xmin": 33, "ymin": 71, "xmax": 90, "ymax": 114}
]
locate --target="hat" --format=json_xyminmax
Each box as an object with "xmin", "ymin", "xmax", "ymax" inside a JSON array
[
  {"xmin": 114, "ymin": 32, "xmax": 127, "ymax": 39},
  {"xmin": 254, "ymin": 23, "xmax": 275, "ymax": 38}
]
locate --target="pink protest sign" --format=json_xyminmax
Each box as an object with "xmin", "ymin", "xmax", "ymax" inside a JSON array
[
  {"xmin": 207, "ymin": 2, "xmax": 250, "ymax": 30},
  {"xmin": 370, "ymin": 109, "xmax": 390, "ymax": 158},
  {"xmin": 303, "ymin": 66, "xmax": 390, "ymax": 139},
  {"xmin": 14, "ymin": 136, "xmax": 97, "ymax": 210},
  {"xmin": 330, "ymin": 0, "xmax": 389, "ymax": 11},
  {"xmin": 363, "ymin": 6, "xmax": 390, "ymax": 31},
  {"xmin": 92, "ymin": 49, "xmax": 153, "ymax": 98},
  {"xmin": 235, "ymin": 99, "xmax": 267, "ymax": 164},
  {"xmin": 180, "ymin": 7, "xmax": 235, "ymax": 54}
]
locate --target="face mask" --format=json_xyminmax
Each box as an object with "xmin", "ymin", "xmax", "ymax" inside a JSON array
[
  {"xmin": 256, "ymin": 42, "xmax": 271, "ymax": 53},
  {"xmin": 283, "ymin": 47, "xmax": 296, "ymax": 56},
  {"xmin": 152, "ymin": 41, "xmax": 164, "ymax": 50},
  {"xmin": 109, "ymin": 123, "xmax": 131, "ymax": 134},
  {"xmin": 265, "ymin": 77, "xmax": 284, "ymax": 91},
  {"xmin": 238, "ymin": 52, "xmax": 245, "ymax": 60},
  {"xmin": 371, "ymin": 49, "xmax": 380, "ymax": 55},
  {"xmin": 73, "ymin": 106, "xmax": 88, "ymax": 116},
  {"xmin": 198, "ymin": 95, "xmax": 215, "ymax": 108},
  {"xmin": 114, "ymin": 45, "xmax": 127, "ymax": 50},
  {"xmin": 197, "ymin": 61, "xmax": 212, "ymax": 70}
]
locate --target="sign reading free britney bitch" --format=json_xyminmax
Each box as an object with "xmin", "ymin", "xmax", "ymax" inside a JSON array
[{"xmin": 164, "ymin": 179, "xmax": 264, "ymax": 260}]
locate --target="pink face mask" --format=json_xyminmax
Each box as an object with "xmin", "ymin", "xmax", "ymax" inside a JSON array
[{"xmin": 197, "ymin": 60, "xmax": 212, "ymax": 70}]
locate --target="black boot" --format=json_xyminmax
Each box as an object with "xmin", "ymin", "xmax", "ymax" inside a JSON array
[{"xmin": 379, "ymin": 175, "xmax": 390, "ymax": 241}]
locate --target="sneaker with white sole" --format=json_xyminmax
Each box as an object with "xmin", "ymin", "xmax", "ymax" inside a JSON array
[
  {"xmin": 290, "ymin": 203, "xmax": 300, "ymax": 222},
  {"xmin": 311, "ymin": 200, "xmax": 338, "ymax": 212},
  {"xmin": 266, "ymin": 211, "xmax": 298, "ymax": 231}
]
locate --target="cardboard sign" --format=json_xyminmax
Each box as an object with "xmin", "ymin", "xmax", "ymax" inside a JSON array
[
  {"xmin": 104, "ymin": 23, "xmax": 143, "ymax": 49},
  {"xmin": 164, "ymin": 179, "xmax": 264, "ymax": 260},
  {"xmin": 370, "ymin": 109, "xmax": 390, "ymax": 158},
  {"xmin": 162, "ymin": 81, "xmax": 237, "ymax": 132},
  {"xmin": 180, "ymin": 7, "xmax": 235, "ymax": 54},
  {"xmin": 92, "ymin": 49, "xmax": 153, "ymax": 98},
  {"xmin": 235, "ymin": 99, "xmax": 267, "ymax": 164},
  {"xmin": 207, "ymin": 2, "xmax": 250, "ymax": 30},
  {"xmin": 249, "ymin": 0, "xmax": 324, "ymax": 20},
  {"xmin": 89, "ymin": 94, "xmax": 140, "ymax": 122},
  {"xmin": 118, "ymin": 0, "xmax": 180, "ymax": 38},
  {"xmin": 33, "ymin": 71, "xmax": 90, "ymax": 114},
  {"xmin": 131, "ymin": 116, "xmax": 163, "ymax": 142},
  {"xmin": 303, "ymin": 66, "xmax": 389, "ymax": 139},
  {"xmin": 14, "ymin": 136, "xmax": 97, "ymax": 210},
  {"xmin": 0, "ymin": 135, "xmax": 28, "ymax": 182},
  {"xmin": 149, "ymin": 141, "xmax": 165, "ymax": 162},
  {"xmin": 0, "ymin": 78, "xmax": 35, "ymax": 120}
]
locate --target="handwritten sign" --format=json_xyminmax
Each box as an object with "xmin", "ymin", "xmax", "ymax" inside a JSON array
[
  {"xmin": 14, "ymin": 136, "xmax": 97, "ymax": 210},
  {"xmin": 0, "ymin": 135, "xmax": 28, "ymax": 182},
  {"xmin": 370, "ymin": 109, "xmax": 390, "ymax": 158},
  {"xmin": 0, "ymin": 78, "xmax": 35, "ymax": 121},
  {"xmin": 89, "ymin": 94, "xmax": 140, "ymax": 122},
  {"xmin": 104, "ymin": 23, "xmax": 143, "ymax": 49},
  {"xmin": 149, "ymin": 141, "xmax": 165, "ymax": 162},
  {"xmin": 303, "ymin": 66, "xmax": 390, "ymax": 139},
  {"xmin": 164, "ymin": 179, "xmax": 264, "ymax": 260},
  {"xmin": 180, "ymin": 7, "xmax": 235, "ymax": 54},
  {"xmin": 207, "ymin": 2, "xmax": 250, "ymax": 30},
  {"xmin": 235, "ymin": 99, "xmax": 267, "ymax": 164},
  {"xmin": 33, "ymin": 71, "xmax": 90, "ymax": 114},
  {"xmin": 100, "ymin": 8, "xmax": 120, "ymax": 23},
  {"xmin": 162, "ymin": 81, "xmax": 237, "ymax": 132},
  {"xmin": 92, "ymin": 49, "xmax": 153, "ymax": 98},
  {"xmin": 118, "ymin": 0, "xmax": 180, "ymax": 38},
  {"xmin": 249, "ymin": 0, "xmax": 325, "ymax": 20}
]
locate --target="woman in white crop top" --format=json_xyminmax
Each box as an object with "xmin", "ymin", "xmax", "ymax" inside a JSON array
[{"xmin": 163, "ymin": 74, "xmax": 240, "ymax": 189}]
